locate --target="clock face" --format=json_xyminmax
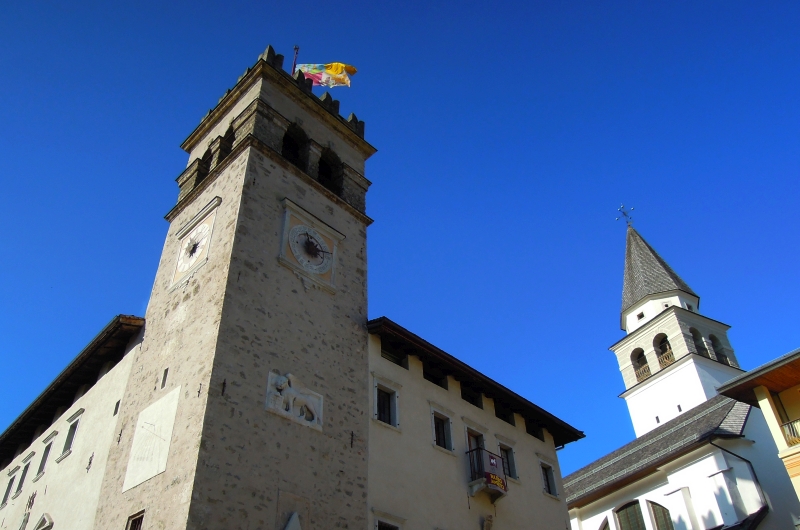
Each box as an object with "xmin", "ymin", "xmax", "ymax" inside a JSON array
[
  {"xmin": 177, "ymin": 221, "xmax": 211, "ymax": 273},
  {"xmin": 288, "ymin": 224, "xmax": 333, "ymax": 274}
]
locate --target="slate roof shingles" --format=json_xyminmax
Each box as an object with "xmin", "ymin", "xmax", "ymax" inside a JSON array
[{"xmin": 564, "ymin": 395, "xmax": 749, "ymax": 507}]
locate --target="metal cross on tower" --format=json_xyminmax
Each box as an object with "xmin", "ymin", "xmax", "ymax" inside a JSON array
[{"xmin": 616, "ymin": 204, "xmax": 634, "ymax": 226}]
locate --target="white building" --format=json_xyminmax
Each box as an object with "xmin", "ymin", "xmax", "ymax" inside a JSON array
[{"xmin": 565, "ymin": 227, "xmax": 800, "ymax": 530}]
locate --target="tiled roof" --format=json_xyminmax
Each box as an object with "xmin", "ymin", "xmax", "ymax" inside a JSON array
[
  {"xmin": 621, "ymin": 227, "xmax": 697, "ymax": 314},
  {"xmin": 564, "ymin": 395, "xmax": 749, "ymax": 507}
]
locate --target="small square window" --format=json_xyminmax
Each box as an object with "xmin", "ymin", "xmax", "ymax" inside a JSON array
[
  {"xmin": 499, "ymin": 446, "xmax": 517, "ymax": 479},
  {"xmin": 494, "ymin": 402, "xmax": 515, "ymax": 426},
  {"xmin": 541, "ymin": 463, "xmax": 557, "ymax": 496},
  {"xmin": 461, "ymin": 385, "xmax": 483, "ymax": 409},
  {"xmin": 687, "ymin": 304, "xmax": 694, "ymax": 311},
  {"xmin": 637, "ymin": 312, "xmax": 645, "ymax": 320},
  {"xmin": 525, "ymin": 418, "xmax": 544, "ymax": 441},
  {"xmin": 422, "ymin": 361, "xmax": 448, "ymax": 389}
]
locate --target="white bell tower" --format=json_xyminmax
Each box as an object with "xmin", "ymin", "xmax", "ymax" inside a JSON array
[{"xmin": 611, "ymin": 227, "xmax": 743, "ymax": 437}]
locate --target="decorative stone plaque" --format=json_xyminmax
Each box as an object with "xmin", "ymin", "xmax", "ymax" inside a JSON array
[{"xmin": 266, "ymin": 371, "xmax": 323, "ymax": 431}]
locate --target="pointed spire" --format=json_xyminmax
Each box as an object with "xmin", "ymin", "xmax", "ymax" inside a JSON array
[{"xmin": 621, "ymin": 226, "xmax": 697, "ymax": 314}]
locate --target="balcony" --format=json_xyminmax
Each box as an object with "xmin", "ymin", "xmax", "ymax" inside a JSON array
[
  {"xmin": 466, "ymin": 448, "xmax": 507, "ymax": 502},
  {"xmin": 782, "ymin": 419, "xmax": 800, "ymax": 446},
  {"xmin": 658, "ymin": 350, "xmax": 675, "ymax": 369},
  {"xmin": 634, "ymin": 364, "xmax": 651, "ymax": 383}
]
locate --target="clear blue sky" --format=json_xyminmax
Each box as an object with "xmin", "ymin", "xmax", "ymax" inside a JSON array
[{"xmin": 1, "ymin": 1, "xmax": 798, "ymax": 475}]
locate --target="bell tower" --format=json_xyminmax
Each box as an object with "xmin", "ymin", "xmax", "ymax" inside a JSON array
[
  {"xmin": 92, "ymin": 46, "xmax": 376, "ymax": 529},
  {"xmin": 610, "ymin": 227, "xmax": 743, "ymax": 437}
]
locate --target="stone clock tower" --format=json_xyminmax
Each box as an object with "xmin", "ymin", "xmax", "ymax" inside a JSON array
[{"xmin": 92, "ymin": 46, "xmax": 375, "ymax": 529}]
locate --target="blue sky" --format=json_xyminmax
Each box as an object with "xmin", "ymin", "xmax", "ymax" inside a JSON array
[{"xmin": 1, "ymin": 1, "xmax": 798, "ymax": 475}]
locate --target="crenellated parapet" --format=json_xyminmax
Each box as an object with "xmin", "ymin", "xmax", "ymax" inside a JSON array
[{"xmin": 172, "ymin": 45, "xmax": 375, "ymax": 217}]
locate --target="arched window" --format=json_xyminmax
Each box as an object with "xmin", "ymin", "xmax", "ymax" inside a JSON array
[
  {"xmin": 689, "ymin": 328, "xmax": 709, "ymax": 357},
  {"xmin": 218, "ymin": 125, "xmax": 235, "ymax": 163},
  {"xmin": 616, "ymin": 501, "xmax": 646, "ymax": 530},
  {"xmin": 196, "ymin": 148, "xmax": 213, "ymax": 185},
  {"xmin": 649, "ymin": 502, "xmax": 675, "ymax": 530},
  {"xmin": 598, "ymin": 518, "xmax": 610, "ymax": 530},
  {"xmin": 631, "ymin": 348, "xmax": 650, "ymax": 382},
  {"xmin": 709, "ymin": 335, "xmax": 730, "ymax": 365},
  {"xmin": 318, "ymin": 148, "xmax": 343, "ymax": 196},
  {"xmin": 281, "ymin": 123, "xmax": 309, "ymax": 171}
]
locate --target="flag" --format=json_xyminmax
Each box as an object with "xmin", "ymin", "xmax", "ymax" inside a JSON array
[{"xmin": 296, "ymin": 63, "xmax": 357, "ymax": 88}]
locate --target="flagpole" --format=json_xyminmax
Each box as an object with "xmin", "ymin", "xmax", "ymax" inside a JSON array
[{"xmin": 291, "ymin": 45, "xmax": 300, "ymax": 75}]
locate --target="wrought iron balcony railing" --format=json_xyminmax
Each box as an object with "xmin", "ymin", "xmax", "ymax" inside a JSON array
[{"xmin": 466, "ymin": 448, "xmax": 508, "ymax": 501}]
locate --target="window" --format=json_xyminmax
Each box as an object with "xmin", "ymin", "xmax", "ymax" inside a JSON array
[
  {"xmin": 499, "ymin": 446, "xmax": 516, "ymax": 479},
  {"xmin": 649, "ymin": 502, "xmax": 675, "ymax": 530},
  {"xmin": 690, "ymin": 328, "xmax": 709, "ymax": 357},
  {"xmin": 541, "ymin": 462, "xmax": 557, "ymax": 496},
  {"xmin": 433, "ymin": 416, "xmax": 449, "ymax": 448},
  {"xmin": 709, "ymin": 335, "xmax": 730, "ymax": 365},
  {"xmin": 631, "ymin": 348, "xmax": 650, "ymax": 382},
  {"xmin": 161, "ymin": 368, "xmax": 169, "ymax": 389},
  {"xmin": 317, "ymin": 148, "xmax": 343, "ymax": 196},
  {"xmin": 467, "ymin": 431, "xmax": 485, "ymax": 481},
  {"xmin": 654, "ymin": 334, "xmax": 672, "ymax": 356},
  {"xmin": 616, "ymin": 501, "xmax": 646, "ymax": 530},
  {"xmin": 281, "ymin": 124, "xmax": 309, "ymax": 171},
  {"xmin": 373, "ymin": 375, "xmax": 401, "ymax": 428},
  {"xmin": 13, "ymin": 461, "xmax": 30, "ymax": 498},
  {"xmin": 62, "ymin": 419, "xmax": 80, "ymax": 456},
  {"xmin": 655, "ymin": 416, "xmax": 660, "ymax": 424},
  {"xmin": 677, "ymin": 405, "xmax": 682, "ymax": 412},
  {"xmin": 637, "ymin": 312, "xmax": 645, "ymax": 320},
  {"xmin": 36, "ymin": 443, "xmax": 52, "ymax": 477},
  {"xmin": 494, "ymin": 402, "xmax": 515, "ymax": 426},
  {"xmin": 461, "ymin": 384, "xmax": 483, "ymax": 409},
  {"xmin": 126, "ymin": 511, "xmax": 145, "ymax": 530},
  {"xmin": 422, "ymin": 361, "xmax": 447, "ymax": 389},
  {"xmin": 380, "ymin": 349, "xmax": 408, "ymax": 369},
  {"xmin": 1, "ymin": 475, "xmax": 15, "ymax": 506},
  {"xmin": 687, "ymin": 304, "xmax": 694, "ymax": 312},
  {"xmin": 598, "ymin": 519, "xmax": 610, "ymax": 530},
  {"xmin": 377, "ymin": 522, "xmax": 399, "ymax": 530},
  {"xmin": 525, "ymin": 418, "xmax": 544, "ymax": 441},
  {"xmin": 114, "ymin": 400, "xmax": 120, "ymax": 416}
]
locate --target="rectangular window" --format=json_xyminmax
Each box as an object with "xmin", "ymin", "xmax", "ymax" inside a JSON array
[
  {"xmin": 541, "ymin": 463, "xmax": 557, "ymax": 496},
  {"xmin": 62, "ymin": 419, "xmax": 80, "ymax": 455},
  {"xmin": 36, "ymin": 443, "xmax": 52, "ymax": 476},
  {"xmin": 114, "ymin": 400, "xmax": 120, "ymax": 416},
  {"xmin": 525, "ymin": 418, "xmax": 544, "ymax": 441},
  {"xmin": 461, "ymin": 385, "xmax": 483, "ymax": 409},
  {"xmin": 377, "ymin": 388, "xmax": 394, "ymax": 425},
  {"xmin": 380, "ymin": 349, "xmax": 408, "ymax": 369},
  {"xmin": 422, "ymin": 362, "xmax": 447, "ymax": 389},
  {"xmin": 433, "ymin": 414, "xmax": 450, "ymax": 449},
  {"xmin": 126, "ymin": 511, "xmax": 145, "ymax": 530},
  {"xmin": 14, "ymin": 463, "xmax": 30, "ymax": 497},
  {"xmin": 1, "ymin": 476, "xmax": 15, "ymax": 506},
  {"xmin": 377, "ymin": 522, "xmax": 399, "ymax": 530},
  {"xmin": 500, "ymin": 446, "xmax": 516, "ymax": 479},
  {"xmin": 494, "ymin": 402, "xmax": 515, "ymax": 426}
]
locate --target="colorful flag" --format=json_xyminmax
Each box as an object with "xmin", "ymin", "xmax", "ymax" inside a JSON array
[{"xmin": 296, "ymin": 63, "xmax": 357, "ymax": 88}]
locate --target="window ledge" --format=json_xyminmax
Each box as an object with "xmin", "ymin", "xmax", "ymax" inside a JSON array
[
  {"xmin": 542, "ymin": 490, "xmax": 560, "ymax": 501},
  {"xmin": 507, "ymin": 475, "xmax": 521, "ymax": 485},
  {"xmin": 431, "ymin": 443, "xmax": 456, "ymax": 457},
  {"xmin": 11, "ymin": 490, "xmax": 22, "ymax": 500},
  {"xmin": 371, "ymin": 418, "xmax": 401, "ymax": 433},
  {"xmin": 0, "ymin": 502, "xmax": 6, "ymax": 510},
  {"xmin": 55, "ymin": 450, "xmax": 71, "ymax": 463},
  {"xmin": 31, "ymin": 472, "xmax": 44, "ymax": 483}
]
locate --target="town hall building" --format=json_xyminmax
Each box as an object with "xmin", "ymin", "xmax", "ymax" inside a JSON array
[{"xmin": 0, "ymin": 46, "xmax": 583, "ymax": 530}]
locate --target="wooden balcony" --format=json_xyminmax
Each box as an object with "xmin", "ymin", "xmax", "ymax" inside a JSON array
[{"xmin": 782, "ymin": 419, "xmax": 800, "ymax": 446}]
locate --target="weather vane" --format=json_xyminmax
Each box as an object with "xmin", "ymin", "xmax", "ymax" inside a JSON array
[{"xmin": 615, "ymin": 204, "xmax": 634, "ymax": 226}]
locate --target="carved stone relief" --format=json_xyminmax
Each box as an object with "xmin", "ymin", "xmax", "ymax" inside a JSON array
[{"xmin": 266, "ymin": 371, "xmax": 323, "ymax": 431}]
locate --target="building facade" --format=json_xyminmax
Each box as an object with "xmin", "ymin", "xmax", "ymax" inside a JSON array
[
  {"xmin": 719, "ymin": 347, "xmax": 800, "ymax": 506},
  {"xmin": 565, "ymin": 227, "xmax": 800, "ymax": 530},
  {"xmin": 0, "ymin": 46, "xmax": 582, "ymax": 530}
]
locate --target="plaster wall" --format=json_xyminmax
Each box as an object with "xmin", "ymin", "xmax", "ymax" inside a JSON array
[
  {"xmin": 779, "ymin": 383, "xmax": 800, "ymax": 421},
  {"xmin": 0, "ymin": 343, "xmax": 135, "ymax": 530},
  {"xmin": 368, "ymin": 334, "xmax": 571, "ymax": 530},
  {"xmin": 623, "ymin": 293, "xmax": 697, "ymax": 333}
]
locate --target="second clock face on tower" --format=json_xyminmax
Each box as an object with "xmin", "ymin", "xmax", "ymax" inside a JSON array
[
  {"xmin": 171, "ymin": 200, "xmax": 219, "ymax": 286},
  {"xmin": 288, "ymin": 225, "xmax": 333, "ymax": 274}
]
